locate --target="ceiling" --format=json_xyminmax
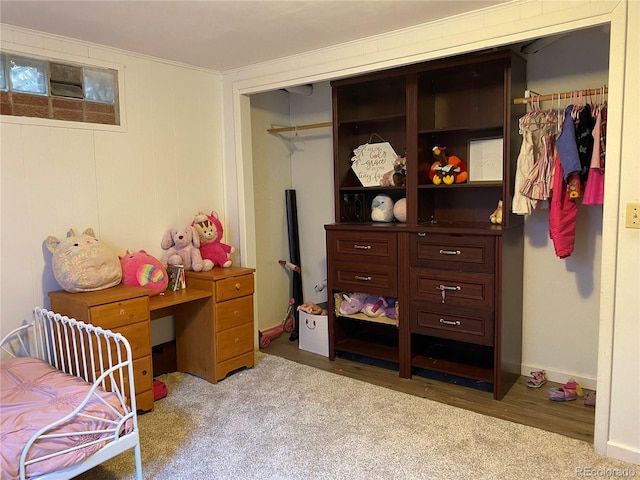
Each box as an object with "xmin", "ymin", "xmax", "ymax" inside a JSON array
[{"xmin": 0, "ymin": 1, "xmax": 509, "ymax": 71}]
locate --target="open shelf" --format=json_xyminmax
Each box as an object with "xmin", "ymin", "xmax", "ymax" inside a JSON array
[{"xmin": 411, "ymin": 335, "xmax": 494, "ymax": 382}]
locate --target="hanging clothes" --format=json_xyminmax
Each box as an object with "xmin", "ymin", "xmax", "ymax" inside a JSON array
[
  {"xmin": 555, "ymin": 105, "xmax": 582, "ymax": 180},
  {"xmin": 549, "ymin": 151, "xmax": 578, "ymax": 258},
  {"xmin": 575, "ymin": 103, "xmax": 595, "ymax": 183},
  {"xmin": 520, "ymin": 134, "xmax": 556, "ymax": 201},
  {"xmin": 583, "ymin": 105, "xmax": 605, "ymax": 205},
  {"xmin": 512, "ymin": 109, "xmax": 557, "ymax": 215}
]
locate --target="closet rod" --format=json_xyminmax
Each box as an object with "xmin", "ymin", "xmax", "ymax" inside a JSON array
[
  {"xmin": 513, "ymin": 86, "xmax": 608, "ymax": 105},
  {"xmin": 267, "ymin": 121, "xmax": 332, "ymax": 134}
]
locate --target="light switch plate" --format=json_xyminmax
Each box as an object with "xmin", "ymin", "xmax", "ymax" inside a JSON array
[{"xmin": 625, "ymin": 203, "xmax": 640, "ymax": 229}]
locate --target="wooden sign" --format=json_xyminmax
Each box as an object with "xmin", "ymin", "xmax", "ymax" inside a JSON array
[{"xmin": 350, "ymin": 142, "xmax": 397, "ymax": 187}]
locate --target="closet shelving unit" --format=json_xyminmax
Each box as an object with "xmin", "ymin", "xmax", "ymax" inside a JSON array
[{"xmin": 325, "ymin": 49, "xmax": 528, "ymax": 400}]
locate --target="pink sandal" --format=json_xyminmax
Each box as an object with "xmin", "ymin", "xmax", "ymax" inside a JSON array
[
  {"xmin": 526, "ymin": 370, "xmax": 547, "ymax": 388},
  {"xmin": 549, "ymin": 378, "xmax": 583, "ymax": 402}
]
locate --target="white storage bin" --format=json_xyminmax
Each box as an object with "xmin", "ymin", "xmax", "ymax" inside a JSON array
[{"xmin": 298, "ymin": 311, "xmax": 329, "ymax": 357}]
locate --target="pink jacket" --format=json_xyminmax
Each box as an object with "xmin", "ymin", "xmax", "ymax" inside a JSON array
[{"xmin": 549, "ymin": 153, "xmax": 577, "ymax": 258}]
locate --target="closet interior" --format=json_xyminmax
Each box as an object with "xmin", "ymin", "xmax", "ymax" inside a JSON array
[{"xmin": 253, "ymin": 24, "xmax": 609, "ymax": 417}]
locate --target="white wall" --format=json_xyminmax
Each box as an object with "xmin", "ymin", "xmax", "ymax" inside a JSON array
[
  {"xmin": 0, "ymin": 26, "xmax": 224, "ymax": 338},
  {"xmin": 223, "ymin": 0, "xmax": 638, "ymax": 464}
]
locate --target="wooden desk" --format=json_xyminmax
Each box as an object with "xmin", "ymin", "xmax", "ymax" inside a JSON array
[{"xmin": 49, "ymin": 266, "xmax": 255, "ymax": 411}]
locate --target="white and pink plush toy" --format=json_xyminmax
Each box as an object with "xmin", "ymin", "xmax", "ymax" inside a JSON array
[
  {"xmin": 160, "ymin": 225, "xmax": 213, "ymax": 272},
  {"xmin": 46, "ymin": 228, "xmax": 122, "ymax": 293}
]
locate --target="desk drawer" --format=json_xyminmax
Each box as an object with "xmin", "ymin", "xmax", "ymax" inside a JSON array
[
  {"xmin": 110, "ymin": 321, "xmax": 151, "ymax": 360},
  {"xmin": 329, "ymin": 231, "xmax": 397, "ymax": 265},
  {"xmin": 332, "ymin": 262, "xmax": 397, "ymax": 297},
  {"xmin": 410, "ymin": 268, "xmax": 494, "ymax": 309},
  {"xmin": 94, "ymin": 354, "xmax": 152, "ymax": 402},
  {"xmin": 216, "ymin": 274, "xmax": 254, "ymax": 302},
  {"xmin": 411, "ymin": 302, "xmax": 494, "ymax": 346},
  {"xmin": 132, "ymin": 355, "xmax": 153, "ymax": 395},
  {"xmin": 216, "ymin": 323, "xmax": 253, "ymax": 363},
  {"xmin": 90, "ymin": 298, "xmax": 149, "ymax": 329},
  {"xmin": 410, "ymin": 233, "xmax": 495, "ymax": 273},
  {"xmin": 215, "ymin": 295, "xmax": 253, "ymax": 332}
]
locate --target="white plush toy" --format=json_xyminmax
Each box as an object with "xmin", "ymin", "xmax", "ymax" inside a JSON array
[
  {"xmin": 371, "ymin": 194, "xmax": 395, "ymax": 222},
  {"xmin": 160, "ymin": 225, "xmax": 213, "ymax": 272},
  {"xmin": 46, "ymin": 228, "xmax": 122, "ymax": 292}
]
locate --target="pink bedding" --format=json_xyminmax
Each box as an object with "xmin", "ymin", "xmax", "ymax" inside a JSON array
[{"xmin": 0, "ymin": 357, "xmax": 128, "ymax": 480}]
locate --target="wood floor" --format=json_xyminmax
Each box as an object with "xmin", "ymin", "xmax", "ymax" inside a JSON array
[{"xmin": 263, "ymin": 335, "xmax": 596, "ymax": 443}]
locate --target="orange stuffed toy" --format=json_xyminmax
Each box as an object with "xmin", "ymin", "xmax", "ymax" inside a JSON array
[{"xmin": 429, "ymin": 146, "xmax": 468, "ymax": 185}]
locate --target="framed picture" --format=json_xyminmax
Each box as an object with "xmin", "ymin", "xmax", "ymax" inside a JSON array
[{"xmin": 467, "ymin": 137, "xmax": 503, "ymax": 182}]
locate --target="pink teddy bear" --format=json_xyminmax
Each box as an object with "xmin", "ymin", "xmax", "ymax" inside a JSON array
[{"xmin": 192, "ymin": 211, "xmax": 235, "ymax": 268}]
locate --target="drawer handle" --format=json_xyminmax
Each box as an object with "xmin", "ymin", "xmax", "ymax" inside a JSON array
[
  {"xmin": 417, "ymin": 232, "xmax": 426, "ymax": 237},
  {"xmin": 439, "ymin": 319, "xmax": 461, "ymax": 326},
  {"xmin": 353, "ymin": 244, "xmax": 372, "ymax": 250},
  {"xmin": 235, "ymin": 283, "xmax": 241, "ymax": 290},
  {"xmin": 355, "ymin": 275, "xmax": 372, "ymax": 281},
  {"xmin": 436, "ymin": 284, "xmax": 461, "ymax": 303},
  {"xmin": 439, "ymin": 249, "xmax": 461, "ymax": 256},
  {"xmin": 142, "ymin": 370, "xmax": 148, "ymax": 376}
]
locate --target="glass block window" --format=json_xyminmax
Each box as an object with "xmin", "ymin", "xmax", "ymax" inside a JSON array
[
  {"xmin": 83, "ymin": 68, "xmax": 115, "ymax": 104},
  {"xmin": 9, "ymin": 56, "xmax": 48, "ymax": 95},
  {"xmin": 0, "ymin": 54, "xmax": 6, "ymax": 91},
  {"xmin": 1, "ymin": 52, "xmax": 119, "ymax": 125}
]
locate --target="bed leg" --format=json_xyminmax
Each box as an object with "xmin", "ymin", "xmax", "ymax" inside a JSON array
[{"xmin": 134, "ymin": 444, "xmax": 143, "ymax": 480}]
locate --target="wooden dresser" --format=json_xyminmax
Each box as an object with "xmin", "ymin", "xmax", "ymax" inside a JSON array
[
  {"xmin": 49, "ymin": 285, "xmax": 154, "ymax": 411},
  {"xmin": 185, "ymin": 266, "xmax": 255, "ymax": 383}
]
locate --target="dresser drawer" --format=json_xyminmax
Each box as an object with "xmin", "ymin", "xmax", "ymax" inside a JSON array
[
  {"xmin": 216, "ymin": 323, "xmax": 253, "ymax": 363},
  {"xmin": 410, "ymin": 268, "xmax": 495, "ymax": 309},
  {"xmin": 329, "ymin": 231, "xmax": 397, "ymax": 266},
  {"xmin": 410, "ymin": 233, "xmax": 495, "ymax": 273},
  {"xmin": 410, "ymin": 302, "xmax": 494, "ymax": 346},
  {"xmin": 332, "ymin": 262, "xmax": 398, "ymax": 297},
  {"xmin": 216, "ymin": 274, "xmax": 254, "ymax": 302},
  {"xmin": 89, "ymin": 298, "xmax": 149, "ymax": 329},
  {"xmin": 215, "ymin": 295, "xmax": 253, "ymax": 332}
]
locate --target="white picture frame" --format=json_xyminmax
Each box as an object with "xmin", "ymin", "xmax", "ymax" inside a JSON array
[{"xmin": 467, "ymin": 137, "xmax": 503, "ymax": 182}]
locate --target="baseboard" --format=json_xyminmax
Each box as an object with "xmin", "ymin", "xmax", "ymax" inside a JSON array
[
  {"xmin": 606, "ymin": 441, "xmax": 640, "ymax": 466},
  {"xmin": 521, "ymin": 363, "xmax": 597, "ymax": 390}
]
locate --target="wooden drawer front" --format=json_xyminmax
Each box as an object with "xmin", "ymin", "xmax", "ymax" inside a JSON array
[
  {"xmin": 89, "ymin": 298, "xmax": 149, "ymax": 329},
  {"xmin": 330, "ymin": 231, "xmax": 397, "ymax": 265},
  {"xmin": 411, "ymin": 302, "xmax": 494, "ymax": 346},
  {"xmin": 215, "ymin": 296, "xmax": 253, "ymax": 333},
  {"xmin": 132, "ymin": 356, "xmax": 153, "ymax": 395},
  {"xmin": 216, "ymin": 323, "xmax": 253, "ymax": 363},
  {"xmin": 332, "ymin": 263, "xmax": 397, "ymax": 297},
  {"xmin": 103, "ymin": 355, "xmax": 153, "ymax": 397},
  {"xmin": 410, "ymin": 234, "xmax": 495, "ymax": 273},
  {"xmin": 410, "ymin": 268, "xmax": 494, "ymax": 309},
  {"xmin": 216, "ymin": 274, "xmax": 254, "ymax": 302},
  {"xmin": 135, "ymin": 389, "xmax": 154, "ymax": 412},
  {"xmin": 110, "ymin": 321, "xmax": 151, "ymax": 360}
]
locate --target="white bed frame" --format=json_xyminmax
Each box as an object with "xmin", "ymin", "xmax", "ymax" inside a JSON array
[{"xmin": 1, "ymin": 307, "xmax": 142, "ymax": 480}]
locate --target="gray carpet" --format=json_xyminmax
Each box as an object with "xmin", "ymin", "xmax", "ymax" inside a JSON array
[{"xmin": 78, "ymin": 354, "xmax": 636, "ymax": 480}]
